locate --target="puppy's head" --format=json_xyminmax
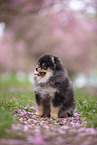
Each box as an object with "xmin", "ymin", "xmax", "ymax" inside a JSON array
[{"xmin": 35, "ymin": 54, "xmax": 64, "ymax": 77}]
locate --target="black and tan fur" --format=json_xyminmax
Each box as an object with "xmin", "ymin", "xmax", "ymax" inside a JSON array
[{"xmin": 34, "ymin": 55, "xmax": 76, "ymax": 118}]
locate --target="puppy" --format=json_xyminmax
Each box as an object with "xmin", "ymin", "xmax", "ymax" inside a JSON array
[{"xmin": 34, "ymin": 54, "xmax": 76, "ymax": 118}]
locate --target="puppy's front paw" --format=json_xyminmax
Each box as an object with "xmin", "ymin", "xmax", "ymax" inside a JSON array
[
  {"xmin": 51, "ymin": 106, "xmax": 59, "ymax": 118},
  {"xmin": 36, "ymin": 105, "xmax": 43, "ymax": 116},
  {"xmin": 51, "ymin": 112, "xmax": 58, "ymax": 118},
  {"xmin": 36, "ymin": 111, "xmax": 42, "ymax": 116}
]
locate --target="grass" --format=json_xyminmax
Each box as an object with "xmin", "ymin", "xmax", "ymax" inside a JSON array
[
  {"xmin": 75, "ymin": 89, "xmax": 97, "ymax": 128},
  {"xmin": 0, "ymin": 74, "xmax": 97, "ymax": 138},
  {"xmin": 0, "ymin": 74, "xmax": 35, "ymax": 137}
]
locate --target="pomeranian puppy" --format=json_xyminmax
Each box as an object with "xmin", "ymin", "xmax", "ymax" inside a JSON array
[{"xmin": 34, "ymin": 54, "xmax": 76, "ymax": 118}]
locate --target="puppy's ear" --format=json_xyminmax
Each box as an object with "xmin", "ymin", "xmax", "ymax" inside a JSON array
[
  {"xmin": 51, "ymin": 56, "xmax": 59, "ymax": 68},
  {"xmin": 52, "ymin": 56, "xmax": 63, "ymax": 71},
  {"xmin": 51, "ymin": 56, "xmax": 55, "ymax": 64},
  {"xmin": 53, "ymin": 56, "xmax": 60, "ymax": 64}
]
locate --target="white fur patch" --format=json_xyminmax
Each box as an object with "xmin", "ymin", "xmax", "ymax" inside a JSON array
[{"xmin": 34, "ymin": 86, "xmax": 57, "ymax": 97}]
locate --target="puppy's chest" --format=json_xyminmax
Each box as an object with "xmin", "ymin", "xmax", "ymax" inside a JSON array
[
  {"xmin": 34, "ymin": 69, "xmax": 57, "ymax": 97},
  {"xmin": 34, "ymin": 84, "xmax": 57, "ymax": 97}
]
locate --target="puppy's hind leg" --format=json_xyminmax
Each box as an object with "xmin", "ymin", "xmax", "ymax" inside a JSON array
[{"xmin": 58, "ymin": 108, "xmax": 74, "ymax": 118}]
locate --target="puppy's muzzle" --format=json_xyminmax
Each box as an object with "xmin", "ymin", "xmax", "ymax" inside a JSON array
[
  {"xmin": 35, "ymin": 67, "xmax": 47, "ymax": 76},
  {"xmin": 36, "ymin": 67, "xmax": 41, "ymax": 72}
]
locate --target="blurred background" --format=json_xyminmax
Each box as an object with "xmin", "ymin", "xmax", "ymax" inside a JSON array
[{"xmin": 0, "ymin": 0, "xmax": 97, "ymax": 93}]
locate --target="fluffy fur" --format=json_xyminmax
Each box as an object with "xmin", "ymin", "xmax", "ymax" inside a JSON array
[{"xmin": 34, "ymin": 54, "xmax": 76, "ymax": 118}]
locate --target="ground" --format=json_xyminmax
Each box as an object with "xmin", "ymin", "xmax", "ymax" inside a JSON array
[
  {"xmin": 0, "ymin": 75, "xmax": 97, "ymax": 145},
  {"xmin": 0, "ymin": 106, "xmax": 97, "ymax": 145}
]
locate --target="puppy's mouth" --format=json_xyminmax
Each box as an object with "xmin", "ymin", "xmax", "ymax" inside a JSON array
[
  {"xmin": 35, "ymin": 72, "xmax": 46, "ymax": 76},
  {"xmin": 35, "ymin": 68, "xmax": 47, "ymax": 77}
]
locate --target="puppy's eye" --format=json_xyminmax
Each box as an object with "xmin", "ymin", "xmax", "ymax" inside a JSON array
[
  {"xmin": 41, "ymin": 63, "xmax": 47, "ymax": 70},
  {"xmin": 42, "ymin": 65, "xmax": 47, "ymax": 70}
]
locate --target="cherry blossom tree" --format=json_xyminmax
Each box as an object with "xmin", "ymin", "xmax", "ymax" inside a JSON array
[{"xmin": 0, "ymin": 0, "xmax": 97, "ymax": 74}]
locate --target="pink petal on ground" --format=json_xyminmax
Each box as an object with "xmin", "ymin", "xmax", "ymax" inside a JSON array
[
  {"xmin": 61, "ymin": 125, "xmax": 69, "ymax": 129},
  {"xmin": 23, "ymin": 125, "xmax": 28, "ymax": 132},
  {"xmin": 86, "ymin": 128, "xmax": 97, "ymax": 135},
  {"xmin": 78, "ymin": 127, "xmax": 86, "ymax": 132},
  {"xmin": 34, "ymin": 136, "xmax": 45, "ymax": 144},
  {"xmin": 58, "ymin": 129, "xmax": 66, "ymax": 134}
]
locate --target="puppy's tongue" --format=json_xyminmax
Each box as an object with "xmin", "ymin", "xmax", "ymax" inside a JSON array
[
  {"xmin": 34, "ymin": 72, "xmax": 46, "ymax": 76},
  {"xmin": 34, "ymin": 72, "xmax": 40, "ymax": 76}
]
